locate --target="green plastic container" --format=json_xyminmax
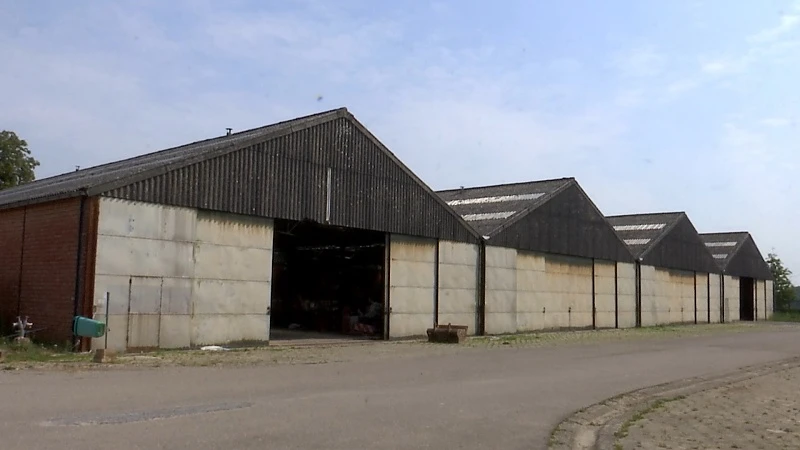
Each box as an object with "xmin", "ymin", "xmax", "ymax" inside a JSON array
[{"xmin": 73, "ymin": 316, "xmax": 106, "ymax": 338}]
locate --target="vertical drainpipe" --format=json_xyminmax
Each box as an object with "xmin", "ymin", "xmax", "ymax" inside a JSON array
[
  {"xmin": 433, "ymin": 239, "xmax": 440, "ymax": 327},
  {"xmin": 591, "ymin": 258, "xmax": 596, "ymax": 330},
  {"xmin": 753, "ymin": 280, "xmax": 758, "ymax": 322},
  {"xmin": 16, "ymin": 208, "xmax": 28, "ymax": 318},
  {"xmin": 720, "ymin": 274, "xmax": 725, "ymax": 323},
  {"xmin": 706, "ymin": 274, "xmax": 711, "ymax": 324},
  {"xmin": 635, "ymin": 260, "xmax": 642, "ymax": 328},
  {"xmin": 478, "ymin": 240, "xmax": 486, "ymax": 336},
  {"xmin": 693, "ymin": 271, "xmax": 698, "ymax": 325},
  {"xmin": 614, "ymin": 262, "xmax": 619, "ymax": 329},
  {"xmin": 383, "ymin": 233, "xmax": 392, "ymax": 340},
  {"xmin": 72, "ymin": 193, "xmax": 88, "ymax": 349}
]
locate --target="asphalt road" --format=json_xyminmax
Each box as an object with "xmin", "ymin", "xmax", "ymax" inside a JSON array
[{"xmin": 2, "ymin": 326, "xmax": 800, "ymax": 450}]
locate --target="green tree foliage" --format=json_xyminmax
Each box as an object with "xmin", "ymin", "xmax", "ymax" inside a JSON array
[
  {"xmin": 767, "ymin": 252, "xmax": 795, "ymax": 312},
  {"xmin": 0, "ymin": 130, "xmax": 40, "ymax": 190}
]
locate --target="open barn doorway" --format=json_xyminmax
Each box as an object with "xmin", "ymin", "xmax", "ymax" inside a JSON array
[
  {"xmin": 739, "ymin": 277, "xmax": 755, "ymax": 321},
  {"xmin": 270, "ymin": 219, "xmax": 386, "ymax": 342}
]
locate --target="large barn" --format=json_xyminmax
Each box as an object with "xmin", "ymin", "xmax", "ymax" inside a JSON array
[
  {"xmin": 438, "ymin": 178, "xmax": 636, "ymax": 333},
  {"xmin": 0, "ymin": 107, "xmax": 776, "ymax": 352},
  {"xmin": 0, "ymin": 108, "xmax": 483, "ymax": 350},
  {"xmin": 606, "ymin": 212, "xmax": 724, "ymax": 326},
  {"xmin": 700, "ymin": 232, "xmax": 774, "ymax": 320}
]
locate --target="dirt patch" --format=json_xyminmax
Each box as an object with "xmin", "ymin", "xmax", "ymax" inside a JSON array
[{"xmin": 619, "ymin": 365, "xmax": 800, "ymax": 449}]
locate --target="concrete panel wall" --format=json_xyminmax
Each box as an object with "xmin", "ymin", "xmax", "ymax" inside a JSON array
[
  {"xmin": 594, "ymin": 260, "xmax": 617, "ymax": 329},
  {"xmin": 485, "ymin": 246, "xmax": 517, "ymax": 334},
  {"xmin": 639, "ymin": 265, "xmax": 660, "ymax": 326},
  {"xmin": 709, "ymin": 273, "xmax": 721, "ymax": 323},
  {"xmin": 766, "ymin": 280, "xmax": 774, "ymax": 319},
  {"xmin": 696, "ymin": 273, "xmax": 709, "ymax": 323},
  {"xmin": 389, "ymin": 234, "xmax": 436, "ymax": 338},
  {"xmin": 723, "ymin": 275, "xmax": 740, "ymax": 322},
  {"xmin": 617, "ymin": 263, "xmax": 636, "ymax": 329},
  {"xmin": 541, "ymin": 254, "xmax": 594, "ymax": 329},
  {"xmin": 437, "ymin": 241, "xmax": 479, "ymax": 334},
  {"xmin": 677, "ymin": 271, "xmax": 696, "ymax": 324},
  {"xmin": 191, "ymin": 210, "xmax": 272, "ymax": 346},
  {"xmin": 755, "ymin": 279, "xmax": 767, "ymax": 321},
  {"xmin": 516, "ymin": 251, "xmax": 545, "ymax": 332},
  {"xmin": 93, "ymin": 198, "xmax": 273, "ymax": 351}
]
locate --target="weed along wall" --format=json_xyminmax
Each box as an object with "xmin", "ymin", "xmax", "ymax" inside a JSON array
[{"xmin": 92, "ymin": 198, "xmax": 273, "ymax": 351}]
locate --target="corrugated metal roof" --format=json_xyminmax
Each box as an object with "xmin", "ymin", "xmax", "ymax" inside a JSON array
[
  {"xmin": 700, "ymin": 232, "xmax": 749, "ymax": 268},
  {"xmin": 606, "ymin": 212, "xmax": 684, "ymax": 258},
  {"xmin": 0, "ymin": 108, "xmax": 345, "ymax": 209},
  {"xmin": 700, "ymin": 232, "xmax": 773, "ymax": 279},
  {"xmin": 436, "ymin": 178, "xmax": 573, "ymax": 236}
]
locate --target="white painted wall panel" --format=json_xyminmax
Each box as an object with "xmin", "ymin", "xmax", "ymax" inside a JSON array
[
  {"xmin": 640, "ymin": 265, "xmax": 659, "ymax": 327},
  {"xmin": 709, "ymin": 273, "xmax": 721, "ymax": 323},
  {"xmin": 97, "ymin": 198, "xmax": 196, "ymax": 242},
  {"xmin": 437, "ymin": 241, "xmax": 478, "ymax": 333},
  {"xmin": 594, "ymin": 261, "xmax": 617, "ymax": 329},
  {"xmin": 94, "ymin": 198, "xmax": 274, "ymax": 350},
  {"xmin": 695, "ymin": 273, "xmax": 709, "ymax": 323},
  {"xmin": 756, "ymin": 280, "xmax": 767, "ymax": 320},
  {"xmin": 193, "ymin": 244, "xmax": 272, "ymax": 282},
  {"xmin": 95, "ymin": 235, "xmax": 196, "ymax": 278},
  {"xmin": 724, "ymin": 275, "xmax": 740, "ymax": 322},
  {"xmin": 389, "ymin": 235, "xmax": 436, "ymax": 338},
  {"xmin": 542, "ymin": 255, "xmax": 593, "ymax": 329},
  {"xmin": 516, "ymin": 251, "xmax": 545, "ymax": 332},
  {"xmin": 617, "ymin": 263, "xmax": 637, "ymax": 329},
  {"xmin": 766, "ymin": 280, "xmax": 774, "ymax": 319},
  {"xmin": 485, "ymin": 246, "xmax": 517, "ymax": 334}
]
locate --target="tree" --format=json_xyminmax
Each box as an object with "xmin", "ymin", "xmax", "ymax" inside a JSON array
[
  {"xmin": 766, "ymin": 252, "xmax": 795, "ymax": 312},
  {"xmin": 0, "ymin": 130, "xmax": 40, "ymax": 190}
]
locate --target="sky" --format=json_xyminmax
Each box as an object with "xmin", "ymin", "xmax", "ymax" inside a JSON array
[{"xmin": 1, "ymin": 0, "xmax": 798, "ymax": 281}]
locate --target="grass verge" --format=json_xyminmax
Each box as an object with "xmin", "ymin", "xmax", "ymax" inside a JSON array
[
  {"xmin": 0, "ymin": 342, "xmax": 90, "ymax": 365},
  {"xmin": 614, "ymin": 396, "xmax": 686, "ymax": 448},
  {"xmin": 771, "ymin": 311, "xmax": 800, "ymax": 323}
]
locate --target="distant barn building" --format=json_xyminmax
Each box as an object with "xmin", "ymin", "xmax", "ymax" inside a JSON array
[
  {"xmin": 607, "ymin": 212, "xmax": 722, "ymax": 325},
  {"xmin": 700, "ymin": 232, "xmax": 774, "ymax": 320}
]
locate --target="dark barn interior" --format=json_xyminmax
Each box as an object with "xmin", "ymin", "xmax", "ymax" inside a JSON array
[
  {"xmin": 739, "ymin": 277, "xmax": 755, "ymax": 321},
  {"xmin": 270, "ymin": 219, "xmax": 386, "ymax": 340}
]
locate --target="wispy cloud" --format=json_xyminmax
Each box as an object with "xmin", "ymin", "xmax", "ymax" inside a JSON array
[
  {"xmin": 611, "ymin": 46, "xmax": 666, "ymax": 77},
  {"xmin": 747, "ymin": 12, "xmax": 800, "ymax": 44},
  {"xmin": 760, "ymin": 117, "xmax": 793, "ymax": 127}
]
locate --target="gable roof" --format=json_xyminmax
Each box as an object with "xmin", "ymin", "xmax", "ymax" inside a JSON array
[
  {"xmin": 608, "ymin": 212, "xmax": 720, "ymax": 273},
  {"xmin": 0, "ymin": 108, "xmax": 481, "ymax": 244},
  {"xmin": 438, "ymin": 178, "xmax": 634, "ymax": 262},
  {"xmin": 606, "ymin": 212, "xmax": 684, "ymax": 258},
  {"xmin": 437, "ymin": 178, "xmax": 574, "ymax": 237},
  {"xmin": 0, "ymin": 108, "xmax": 345, "ymax": 210},
  {"xmin": 700, "ymin": 232, "xmax": 773, "ymax": 280}
]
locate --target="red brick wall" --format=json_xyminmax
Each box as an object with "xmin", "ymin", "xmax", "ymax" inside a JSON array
[
  {"xmin": 0, "ymin": 197, "xmax": 99, "ymax": 345},
  {"xmin": 0, "ymin": 208, "xmax": 24, "ymax": 336}
]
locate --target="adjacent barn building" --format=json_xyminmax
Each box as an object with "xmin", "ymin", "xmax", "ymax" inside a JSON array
[
  {"xmin": 607, "ymin": 212, "xmax": 723, "ymax": 326},
  {"xmin": 438, "ymin": 178, "xmax": 636, "ymax": 334},
  {"xmin": 0, "ymin": 108, "xmax": 483, "ymax": 350},
  {"xmin": 700, "ymin": 232, "xmax": 774, "ymax": 320}
]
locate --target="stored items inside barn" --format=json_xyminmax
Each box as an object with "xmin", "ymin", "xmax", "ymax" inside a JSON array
[{"xmin": 270, "ymin": 219, "xmax": 386, "ymax": 339}]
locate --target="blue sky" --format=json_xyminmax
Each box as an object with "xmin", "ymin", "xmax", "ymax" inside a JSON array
[{"xmin": 1, "ymin": 0, "xmax": 798, "ymax": 280}]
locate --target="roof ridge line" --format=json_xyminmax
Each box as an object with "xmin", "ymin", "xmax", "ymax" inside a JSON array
[
  {"xmin": 436, "ymin": 176, "xmax": 575, "ymax": 193},
  {"xmin": 482, "ymin": 178, "xmax": 576, "ymax": 238}
]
